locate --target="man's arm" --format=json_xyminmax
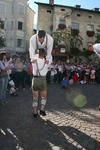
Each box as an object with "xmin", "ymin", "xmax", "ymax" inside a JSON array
[
  {"xmin": 46, "ymin": 35, "xmax": 53, "ymax": 64},
  {"xmin": 29, "ymin": 35, "xmax": 37, "ymax": 61},
  {"xmin": 93, "ymin": 44, "xmax": 100, "ymax": 58},
  {"xmin": 94, "ymin": 49, "xmax": 100, "ymax": 58}
]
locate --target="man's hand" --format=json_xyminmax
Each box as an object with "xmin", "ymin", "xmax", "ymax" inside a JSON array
[
  {"xmin": 45, "ymin": 60, "xmax": 49, "ymax": 64},
  {"xmin": 31, "ymin": 59, "xmax": 37, "ymax": 63}
]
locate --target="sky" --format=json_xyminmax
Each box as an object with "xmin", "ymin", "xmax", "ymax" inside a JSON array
[{"xmin": 28, "ymin": 0, "xmax": 100, "ymax": 25}]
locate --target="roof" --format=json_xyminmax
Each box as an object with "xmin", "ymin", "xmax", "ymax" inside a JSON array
[{"xmin": 34, "ymin": 2, "xmax": 100, "ymax": 14}]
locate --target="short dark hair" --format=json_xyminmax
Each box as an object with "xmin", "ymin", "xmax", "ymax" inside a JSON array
[
  {"xmin": 38, "ymin": 48, "xmax": 46, "ymax": 56},
  {"xmin": 38, "ymin": 30, "xmax": 46, "ymax": 38},
  {"xmin": 0, "ymin": 52, "xmax": 6, "ymax": 60}
]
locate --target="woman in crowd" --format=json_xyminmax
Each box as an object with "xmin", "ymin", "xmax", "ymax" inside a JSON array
[
  {"xmin": 0, "ymin": 52, "xmax": 12, "ymax": 105},
  {"xmin": 14, "ymin": 57, "xmax": 25, "ymax": 90}
]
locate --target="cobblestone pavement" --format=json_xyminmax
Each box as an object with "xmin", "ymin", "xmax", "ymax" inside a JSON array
[{"xmin": 0, "ymin": 83, "xmax": 100, "ymax": 150}]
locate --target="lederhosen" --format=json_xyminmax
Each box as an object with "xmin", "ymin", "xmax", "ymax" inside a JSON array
[{"xmin": 32, "ymin": 60, "xmax": 47, "ymax": 91}]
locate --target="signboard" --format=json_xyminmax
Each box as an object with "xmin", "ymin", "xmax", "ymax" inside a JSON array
[{"xmin": 60, "ymin": 48, "xmax": 65, "ymax": 53}]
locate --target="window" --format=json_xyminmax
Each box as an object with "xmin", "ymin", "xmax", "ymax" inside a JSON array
[
  {"xmin": 47, "ymin": 10, "xmax": 52, "ymax": 13},
  {"xmin": 18, "ymin": 3, "xmax": 25, "ymax": 14},
  {"xmin": 61, "ymin": 9, "xmax": 65, "ymax": 11},
  {"xmin": 72, "ymin": 22, "xmax": 79, "ymax": 29},
  {"xmin": 10, "ymin": 38, "xmax": 13, "ymax": 47},
  {"xmin": 77, "ymin": 13, "xmax": 81, "ymax": 17},
  {"xmin": 0, "ymin": 19, "xmax": 4, "ymax": 29},
  {"xmin": 18, "ymin": 21, "xmax": 23, "ymax": 30},
  {"xmin": 0, "ymin": 3, "xmax": 6, "ymax": 13},
  {"xmin": 59, "ymin": 18, "xmax": 65, "ymax": 24},
  {"xmin": 88, "ymin": 15, "xmax": 93, "ymax": 19},
  {"xmin": 11, "ymin": 21, "xmax": 13, "ymax": 30},
  {"xmin": 60, "ymin": 48, "xmax": 66, "ymax": 53},
  {"xmin": 87, "ymin": 24, "xmax": 94, "ymax": 31},
  {"xmin": 17, "ymin": 39, "xmax": 23, "ymax": 47}
]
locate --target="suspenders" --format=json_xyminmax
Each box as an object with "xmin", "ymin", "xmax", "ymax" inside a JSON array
[
  {"xmin": 36, "ymin": 60, "xmax": 45, "ymax": 76},
  {"xmin": 34, "ymin": 34, "xmax": 48, "ymax": 76},
  {"xmin": 35, "ymin": 34, "xmax": 48, "ymax": 55}
]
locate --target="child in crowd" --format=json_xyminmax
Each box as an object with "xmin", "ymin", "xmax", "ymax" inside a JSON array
[
  {"xmin": 61, "ymin": 76, "xmax": 69, "ymax": 89},
  {"xmin": 50, "ymin": 68, "xmax": 55, "ymax": 83},
  {"xmin": 9, "ymin": 80, "xmax": 18, "ymax": 97},
  {"xmin": 72, "ymin": 71, "xmax": 79, "ymax": 83},
  {"xmin": 90, "ymin": 67, "xmax": 96, "ymax": 84}
]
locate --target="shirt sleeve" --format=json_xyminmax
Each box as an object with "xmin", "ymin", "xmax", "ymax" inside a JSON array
[
  {"xmin": 46, "ymin": 34, "xmax": 53, "ymax": 64},
  {"xmin": 29, "ymin": 35, "xmax": 37, "ymax": 61},
  {"xmin": 93, "ymin": 44, "xmax": 100, "ymax": 58}
]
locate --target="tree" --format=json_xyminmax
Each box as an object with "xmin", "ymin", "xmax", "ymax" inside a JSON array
[
  {"xmin": 95, "ymin": 25, "xmax": 100, "ymax": 43},
  {"xmin": 53, "ymin": 26, "xmax": 71, "ymax": 53},
  {"xmin": 70, "ymin": 34, "xmax": 83, "ymax": 53},
  {"xmin": 0, "ymin": 36, "xmax": 5, "ymax": 48},
  {"xmin": 53, "ymin": 26, "xmax": 83, "ymax": 61},
  {"xmin": 80, "ymin": 48, "xmax": 94, "ymax": 62},
  {"xmin": 0, "ymin": 19, "xmax": 5, "ymax": 48}
]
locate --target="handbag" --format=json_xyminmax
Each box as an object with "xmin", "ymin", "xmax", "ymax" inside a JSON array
[
  {"xmin": 0, "ymin": 61, "xmax": 8, "ymax": 78},
  {"xmin": 0, "ymin": 70, "xmax": 7, "ymax": 78}
]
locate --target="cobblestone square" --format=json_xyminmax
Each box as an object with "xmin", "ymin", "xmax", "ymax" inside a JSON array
[{"xmin": 0, "ymin": 83, "xmax": 100, "ymax": 150}]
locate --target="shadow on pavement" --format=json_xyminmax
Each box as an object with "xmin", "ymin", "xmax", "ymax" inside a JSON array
[
  {"xmin": 0, "ymin": 83, "xmax": 100, "ymax": 150},
  {"xmin": 0, "ymin": 116, "xmax": 100, "ymax": 150}
]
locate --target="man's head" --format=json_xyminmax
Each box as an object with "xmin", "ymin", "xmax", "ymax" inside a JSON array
[
  {"xmin": 87, "ymin": 45, "xmax": 94, "ymax": 51},
  {"xmin": 38, "ymin": 48, "xmax": 46, "ymax": 57},
  {"xmin": 38, "ymin": 30, "xmax": 46, "ymax": 43},
  {"xmin": 0, "ymin": 52, "xmax": 6, "ymax": 60}
]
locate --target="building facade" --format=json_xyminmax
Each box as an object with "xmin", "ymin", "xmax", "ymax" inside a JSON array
[
  {"xmin": 35, "ymin": 0, "xmax": 100, "ymax": 59},
  {"xmin": 0, "ymin": 0, "xmax": 34, "ymax": 54}
]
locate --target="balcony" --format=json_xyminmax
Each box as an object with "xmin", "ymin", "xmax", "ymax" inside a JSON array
[{"xmin": 86, "ymin": 31, "xmax": 95, "ymax": 37}]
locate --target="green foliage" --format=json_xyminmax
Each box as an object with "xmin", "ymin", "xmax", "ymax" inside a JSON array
[
  {"xmin": 71, "ymin": 35, "xmax": 83, "ymax": 48},
  {"xmin": 70, "ymin": 47, "xmax": 81, "ymax": 56},
  {"xmin": 53, "ymin": 26, "xmax": 83, "ymax": 59},
  {"xmin": 0, "ymin": 19, "xmax": 5, "ymax": 48},
  {"xmin": 0, "ymin": 36, "xmax": 5, "ymax": 48},
  {"xmin": 53, "ymin": 27, "xmax": 71, "ymax": 51},
  {"xmin": 81, "ymin": 48, "xmax": 94, "ymax": 58},
  {"xmin": 95, "ymin": 25, "xmax": 100, "ymax": 43}
]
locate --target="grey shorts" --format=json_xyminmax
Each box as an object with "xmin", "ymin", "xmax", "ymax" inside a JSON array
[{"xmin": 32, "ymin": 76, "xmax": 47, "ymax": 91}]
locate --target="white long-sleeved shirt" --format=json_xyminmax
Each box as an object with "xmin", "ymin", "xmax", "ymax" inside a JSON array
[
  {"xmin": 32, "ymin": 54, "xmax": 49, "ymax": 76},
  {"xmin": 29, "ymin": 33, "xmax": 53, "ymax": 64},
  {"xmin": 93, "ymin": 43, "xmax": 100, "ymax": 58}
]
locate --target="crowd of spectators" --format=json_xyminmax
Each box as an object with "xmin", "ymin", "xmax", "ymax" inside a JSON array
[
  {"xmin": 0, "ymin": 53, "xmax": 100, "ymax": 105},
  {"xmin": 4, "ymin": 57, "xmax": 100, "ymax": 90},
  {"xmin": 46, "ymin": 60, "xmax": 100, "ymax": 86}
]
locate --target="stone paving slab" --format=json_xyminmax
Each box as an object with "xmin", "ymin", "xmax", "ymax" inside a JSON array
[{"xmin": 0, "ymin": 83, "xmax": 100, "ymax": 150}]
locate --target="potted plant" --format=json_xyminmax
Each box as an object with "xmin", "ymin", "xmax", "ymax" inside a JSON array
[
  {"xmin": 86, "ymin": 31, "xmax": 95, "ymax": 37},
  {"xmin": 58, "ymin": 24, "xmax": 66, "ymax": 30}
]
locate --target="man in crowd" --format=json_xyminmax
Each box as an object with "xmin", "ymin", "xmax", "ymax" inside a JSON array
[{"xmin": 88, "ymin": 43, "xmax": 100, "ymax": 110}]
